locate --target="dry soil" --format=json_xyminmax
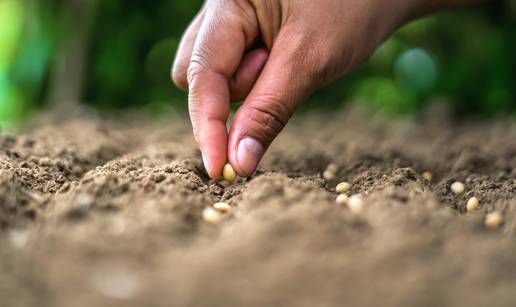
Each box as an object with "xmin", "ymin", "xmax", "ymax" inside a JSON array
[{"xmin": 0, "ymin": 106, "xmax": 515, "ymax": 307}]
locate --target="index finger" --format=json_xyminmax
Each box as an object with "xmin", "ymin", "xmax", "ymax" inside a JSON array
[{"xmin": 187, "ymin": 1, "xmax": 256, "ymax": 179}]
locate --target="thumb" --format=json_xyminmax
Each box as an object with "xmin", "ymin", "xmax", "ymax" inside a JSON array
[{"xmin": 228, "ymin": 31, "xmax": 323, "ymax": 176}]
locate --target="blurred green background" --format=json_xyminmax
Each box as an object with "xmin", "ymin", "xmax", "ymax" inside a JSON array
[{"xmin": 0, "ymin": 0, "xmax": 514, "ymax": 126}]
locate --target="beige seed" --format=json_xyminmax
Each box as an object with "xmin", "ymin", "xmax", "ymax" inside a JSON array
[
  {"xmin": 484, "ymin": 211, "xmax": 503, "ymax": 229},
  {"xmin": 348, "ymin": 194, "xmax": 364, "ymax": 214},
  {"xmin": 223, "ymin": 163, "xmax": 237, "ymax": 183},
  {"xmin": 336, "ymin": 182, "xmax": 351, "ymax": 194},
  {"xmin": 323, "ymin": 170, "xmax": 336, "ymax": 181},
  {"xmin": 202, "ymin": 207, "xmax": 222, "ymax": 224},
  {"xmin": 422, "ymin": 171, "xmax": 433, "ymax": 182},
  {"xmin": 326, "ymin": 163, "xmax": 338, "ymax": 174},
  {"xmin": 466, "ymin": 197, "xmax": 479, "ymax": 212},
  {"xmin": 213, "ymin": 202, "xmax": 231, "ymax": 213},
  {"xmin": 336, "ymin": 194, "xmax": 349, "ymax": 205},
  {"xmin": 450, "ymin": 181, "xmax": 465, "ymax": 195}
]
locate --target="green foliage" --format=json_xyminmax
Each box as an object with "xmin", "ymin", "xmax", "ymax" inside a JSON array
[{"xmin": 0, "ymin": 0, "xmax": 514, "ymax": 124}]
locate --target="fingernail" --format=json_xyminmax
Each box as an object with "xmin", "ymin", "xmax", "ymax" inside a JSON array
[
  {"xmin": 201, "ymin": 150, "xmax": 212, "ymax": 176},
  {"xmin": 237, "ymin": 137, "xmax": 264, "ymax": 175}
]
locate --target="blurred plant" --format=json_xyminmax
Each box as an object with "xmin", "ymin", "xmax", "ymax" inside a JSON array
[{"xmin": 0, "ymin": 0, "xmax": 514, "ymax": 125}]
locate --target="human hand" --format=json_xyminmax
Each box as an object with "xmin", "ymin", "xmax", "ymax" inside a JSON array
[{"xmin": 171, "ymin": 0, "xmax": 475, "ymax": 179}]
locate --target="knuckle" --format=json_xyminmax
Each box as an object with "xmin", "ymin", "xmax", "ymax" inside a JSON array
[
  {"xmin": 187, "ymin": 50, "xmax": 215, "ymax": 87},
  {"xmin": 247, "ymin": 95, "xmax": 291, "ymax": 142}
]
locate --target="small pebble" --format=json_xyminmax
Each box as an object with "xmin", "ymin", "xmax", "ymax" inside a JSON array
[
  {"xmin": 336, "ymin": 194, "xmax": 349, "ymax": 205},
  {"xmin": 450, "ymin": 181, "xmax": 465, "ymax": 195},
  {"xmin": 202, "ymin": 207, "xmax": 222, "ymax": 224},
  {"xmin": 422, "ymin": 171, "xmax": 433, "ymax": 182},
  {"xmin": 223, "ymin": 163, "xmax": 237, "ymax": 183},
  {"xmin": 348, "ymin": 194, "xmax": 364, "ymax": 214},
  {"xmin": 336, "ymin": 182, "xmax": 351, "ymax": 194},
  {"xmin": 466, "ymin": 197, "xmax": 479, "ymax": 212},
  {"xmin": 213, "ymin": 202, "xmax": 231, "ymax": 213},
  {"xmin": 484, "ymin": 211, "xmax": 503, "ymax": 229}
]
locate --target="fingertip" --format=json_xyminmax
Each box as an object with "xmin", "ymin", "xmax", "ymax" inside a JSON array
[
  {"xmin": 171, "ymin": 62, "xmax": 189, "ymax": 91},
  {"xmin": 197, "ymin": 120, "xmax": 228, "ymax": 180},
  {"xmin": 201, "ymin": 149, "xmax": 224, "ymax": 180}
]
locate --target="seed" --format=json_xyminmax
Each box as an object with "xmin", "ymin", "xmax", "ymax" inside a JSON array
[
  {"xmin": 484, "ymin": 211, "xmax": 503, "ymax": 229},
  {"xmin": 466, "ymin": 197, "xmax": 479, "ymax": 212},
  {"xmin": 422, "ymin": 171, "xmax": 433, "ymax": 182},
  {"xmin": 336, "ymin": 194, "xmax": 349, "ymax": 205},
  {"xmin": 213, "ymin": 202, "xmax": 231, "ymax": 213},
  {"xmin": 450, "ymin": 181, "xmax": 465, "ymax": 195},
  {"xmin": 326, "ymin": 163, "xmax": 338, "ymax": 174},
  {"xmin": 336, "ymin": 182, "xmax": 351, "ymax": 194},
  {"xmin": 348, "ymin": 194, "xmax": 364, "ymax": 214},
  {"xmin": 323, "ymin": 170, "xmax": 336, "ymax": 181},
  {"xmin": 223, "ymin": 163, "xmax": 237, "ymax": 183},
  {"xmin": 202, "ymin": 207, "xmax": 222, "ymax": 224}
]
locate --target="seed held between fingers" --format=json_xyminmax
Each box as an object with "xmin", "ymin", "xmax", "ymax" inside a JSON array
[
  {"xmin": 336, "ymin": 182, "xmax": 351, "ymax": 194},
  {"xmin": 450, "ymin": 181, "xmax": 465, "ymax": 195},
  {"xmin": 223, "ymin": 163, "xmax": 237, "ymax": 183},
  {"xmin": 466, "ymin": 197, "xmax": 479, "ymax": 212}
]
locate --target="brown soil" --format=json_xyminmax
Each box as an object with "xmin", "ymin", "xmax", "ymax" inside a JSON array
[{"xmin": 1, "ymin": 106, "xmax": 515, "ymax": 307}]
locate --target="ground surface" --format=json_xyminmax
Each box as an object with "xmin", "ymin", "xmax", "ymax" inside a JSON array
[{"xmin": 0, "ymin": 106, "xmax": 515, "ymax": 307}]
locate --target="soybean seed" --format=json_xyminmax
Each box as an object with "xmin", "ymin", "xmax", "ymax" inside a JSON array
[
  {"xmin": 336, "ymin": 182, "xmax": 351, "ymax": 194},
  {"xmin": 223, "ymin": 163, "xmax": 237, "ymax": 183},
  {"xmin": 450, "ymin": 181, "xmax": 465, "ymax": 195},
  {"xmin": 466, "ymin": 197, "xmax": 479, "ymax": 212},
  {"xmin": 336, "ymin": 194, "xmax": 349, "ymax": 205},
  {"xmin": 422, "ymin": 171, "xmax": 433, "ymax": 182},
  {"xmin": 213, "ymin": 202, "xmax": 231, "ymax": 213},
  {"xmin": 202, "ymin": 207, "xmax": 222, "ymax": 224},
  {"xmin": 326, "ymin": 163, "xmax": 338, "ymax": 174},
  {"xmin": 348, "ymin": 194, "xmax": 364, "ymax": 214},
  {"xmin": 323, "ymin": 170, "xmax": 336, "ymax": 181},
  {"xmin": 484, "ymin": 211, "xmax": 503, "ymax": 229}
]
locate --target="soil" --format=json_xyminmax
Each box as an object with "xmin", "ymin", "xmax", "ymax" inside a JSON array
[{"xmin": 0, "ymin": 106, "xmax": 515, "ymax": 307}]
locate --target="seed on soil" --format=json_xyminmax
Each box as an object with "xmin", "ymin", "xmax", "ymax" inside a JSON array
[
  {"xmin": 323, "ymin": 170, "xmax": 336, "ymax": 181},
  {"xmin": 466, "ymin": 197, "xmax": 479, "ymax": 212},
  {"xmin": 336, "ymin": 182, "xmax": 351, "ymax": 194},
  {"xmin": 326, "ymin": 163, "xmax": 338, "ymax": 174},
  {"xmin": 213, "ymin": 202, "xmax": 231, "ymax": 213},
  {"xmin": 323, "ymin": 163, "xmax": 338, "ymax": 181},
  {"xmin": 348, "ymin": 194, "xmax": 364, "ymax": 214},
  {"xmin": 336, "ymin": 194, "xmax": 349, "ymax": 205},
  {"xmin": 202, "ymin": 207, "xmax": 223, "ymax": 224},
  {"xmin": 223, "ymin": 163, "xmax": 237, "ymax": 183},
  {"xmin": 450, "ymin": 181, "xmax": 465, "ymax": 194},
  {"xmin": 484, "ymin": 211, "xmax": 503, "ymax": 229},
  {"xmin": 422, "ymin": 171, "xmax": 433, "ymax": 182}
]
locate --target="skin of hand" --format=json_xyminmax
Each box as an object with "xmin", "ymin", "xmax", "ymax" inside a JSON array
[{"xmin": 172, "ymin": 0, "xmax": 481, "ymax": 179}]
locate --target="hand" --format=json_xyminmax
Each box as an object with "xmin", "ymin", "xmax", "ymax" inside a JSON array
[{"xmin": 171, "ymin": 0, "xmax": 475, "ymax": 179}]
